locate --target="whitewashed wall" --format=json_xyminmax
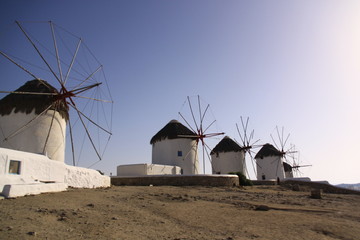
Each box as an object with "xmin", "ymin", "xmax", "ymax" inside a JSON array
[
  {"xmin": 0, "ymin": 109, "xmax": 66, "ymax": 162},
  {"xmin": 152, "ymin": 138, "xmax": 199, "ymax": 174},
  {"xmin": 0, "ymin": 148, "xmax": 110, "ymax": 197},
  {"xmin": 117, "ymin": 163, "xmax": 181, "ymax": 176},
  {"xmin": 0, "ymin": 148, "xmax": 65, "ymax": 192},
  {"xmin": 65, "ymin": 165, "xmax": 110, "ymax": 188},
  {"xmin": 211, "ymin": 151, "xmax": 246, "ymax": 175},
  {"xmin": 256, "ymin": 155, "xmax": 285, "ymax": 180}
]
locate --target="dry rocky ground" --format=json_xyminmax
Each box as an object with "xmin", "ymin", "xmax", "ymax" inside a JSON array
[{"xmin": 0, "ymin": 185, "xmax": 359, "ymax": 240}]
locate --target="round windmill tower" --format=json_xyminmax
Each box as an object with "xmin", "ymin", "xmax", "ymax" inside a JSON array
[
  {"xmin": 254, "ymin": 126, "xmax": 296, "ymax": 181},
  {"xmin": 0, "ymin": 21, "xmax": 113, "ymax": 167},
  {"xmin": 210, "ymin": 136, "xmax": 245, "ymax": 175},
  {"xmin": 177, "ymin": 95, "xmax": 225, "ymax": 174},
  {"xmin": 150, "ymin": 119, "xmax": 199, "ymax": 175},
  {"xmin": 255, "ymin": 143, "xmax": 284, "ymax": 180},
  {"xmin": 235, "ymin": 116, "xmax": 261, "ymax": 178},
  {"xmin": 0, "ymin": 79, "xmax": 68, "ymax": 162}
]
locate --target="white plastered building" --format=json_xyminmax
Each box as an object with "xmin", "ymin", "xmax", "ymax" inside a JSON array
[
  {"xmin": 0, "ymin": 79, "xmax": 66, "ymax": 162},
  {"xmin": 211, "ymin": 136, "xmax": 246, "ymax": 175},
  {"xmin": 151, "ymin": 120, "xmax": 199, "ymax": 175},
  {"xmin": 255, "ymin": 143, "xmax": 285, "ymax": 181},
  {"xmin": 0, "ymin": 80, "xmax": 110, "ymax": 198}
]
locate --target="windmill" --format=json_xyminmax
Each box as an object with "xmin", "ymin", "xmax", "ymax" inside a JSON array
[
  {"xmin": 254, "ymin": 126, "xmax": 297, "ymax": 180},
  {"xmin": 284, "ymin": 148, "xmax": 312, "ymax": 178},
  {"xmin": 0, "ymin": 21, "xmax": 113, "ymax": 168},
  {"xmin": 235, "ymin": 116, "xmax": 261, "ymax": 178},
  {"xmin": 178, "ymin": 95, "xmax": 224, "ymax": 174},
  {"xmin": 270, "ymin": 126, "xmax": 313, "ymax": 179}
]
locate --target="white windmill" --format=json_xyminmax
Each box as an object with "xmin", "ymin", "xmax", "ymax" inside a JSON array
[
  {"xmin": 255, "ymin": 126, "xmax": 297, "ymax": 181},
  {"xmin": 177, "ymin": 95, "xmax": 225, "ymax": 174},
  {"xmin": 210, "ymin": 135, "xmax": 245, "ymax": 175},
  {"xmin": 150, "ymin": 119, "xmax": 199, "ymax": 175},
  {"xmin": 210, "ymin": 117, "xmax": 261, "ymax": 177},
  {"xmin": 0, "ymin": 21, "xmax": 113, "ymax": 167}
]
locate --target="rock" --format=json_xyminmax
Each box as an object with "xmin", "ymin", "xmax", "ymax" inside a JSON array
[
  {"xmin": 27, "ymin": 231, "xmax": 36, "ymax": 236},
  {"xmin": 254, "ymin": 205, "xmax": 270, "ymax": 211},
  {"xmin": 292, "ymin": 184, "xmax": 300, "ymax": 191},
  {"xmin": 87, "ymin": 203, "xmax": 95, "ymax": 207},
  {"xmin": 310, "ymin": 189, "xmax": 322, "ymax": 199},
  {"xmin": 58, "ymin": 216, "xmax": 68, "ymax": 221}
]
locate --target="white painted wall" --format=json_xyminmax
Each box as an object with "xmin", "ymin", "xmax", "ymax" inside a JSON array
[
  {"xmin": 0, "ymin": 148, "xmax": 65, "ymax": 192},
  {"xmin": 0, "ymin": 109, "xmax": 66, "ymax": 162},
  {"xmin": 256, "ymin": 155, "xmax": 285, "ymax": 180},
  {"xmin": 152, "ymin": 138, "xmax": 199, "ymax": 175},
  {"xmin": 0, "ymin": 147, "xmax": 110, "ymax": 197},
  {"xmin": 117, "ymin": 163, "xmax": 181, "ymax": 176},
  {"xmin": 211, "ymin": 151, "xmax": 246, "ymax": 175},
  {"xmin": 65, "ymin": 165, "xmax": 110, "ymax": 188}
]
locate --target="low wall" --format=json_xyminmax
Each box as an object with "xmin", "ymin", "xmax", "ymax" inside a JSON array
[
  {"xmin": 281, "ymin": 180, "xmax": 360, "ymax": 195},
  {"xmin": 252, "ymin": 180, "xmax": 277, "ymax": 185},
  {"xmin": 117, "ymin": 163, "xmax": 181, "ymax": 176},
  {"xmin": 1, "ymin": 148, "xmax": 110, "ymax": 197},
  {"xmin": 111, "ymin": 174, "xmax": 239, "ymax": 187},
  {"xmin": 65, "ymin": 165, "xmax": 110, "ymax": 188}
]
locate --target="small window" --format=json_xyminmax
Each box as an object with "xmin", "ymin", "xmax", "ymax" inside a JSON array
[
  {"xmin": 9, "ymin": 160, "xmax": 21, "ymax": 174},
  {"xmin": 177, "ymin": 151, "xmax": 182, "ymax": 157},
  {"xmin": 216, "ymin": 152, "xmax": 219, "ymax": 158}
]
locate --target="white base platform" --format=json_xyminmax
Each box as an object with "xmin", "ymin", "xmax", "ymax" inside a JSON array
[{"xmin": 2, "ymin": 182, "xmax": 68, "ymax": 198}]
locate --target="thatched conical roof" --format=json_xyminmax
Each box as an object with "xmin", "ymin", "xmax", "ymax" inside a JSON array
[
  {"xmin": 210, "ymin": 136, "xmax": 243, "ymax": 155},
  {"xmin": 0, "ymin": 79, "xmax": 69, "ymax": 120},
  {"xmin": 283, "ymin": 162, "xmax": 292, "ymax": 172},
  {"xmin": 255, "ymin": 143, "xmax": 283, "ymax": 159},
  {"xmin": 150, "ymin": 119, "xmax": 197, "ymax": 144}
]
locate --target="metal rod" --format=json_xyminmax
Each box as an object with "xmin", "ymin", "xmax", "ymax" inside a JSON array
[
  {"xmin": 68, "ymin": 117, "xmax": 76, "ymax": 166},
  {"xmin": 72, "ymin": 65, "xmax": 102, "ymax": 91},
  {"xmin": 198, "ymin": 95, "xmax": 202, "ymax": 131},
  {"xmin": 3, "ymin": 104, "xmax": 53, "ymax": 141},
  {"xmin": 200, "ymin": 104, "xmax": 209, "ymax": 125},
  {"xmin": 64, "ymin": 38, "xmax": 82, "ymax": 85},
  {"xmin": 0, "ymin": 51, "xmax": 39, "ymax": 80},
  {"xmin": 15, "ymin": 21, "xmax": 63, "ymax": 86},
  {"xmin": 178, "ymin": 112, "xmax": 197, "ymax": 133},
  {"xmin": 71, "ymin": 103, "xmax": 102, "ymax": 161},
  {"xmin": 50, "ymin": 21, "xmax": 64, "ymax": 83},
  {"xmin": 69, "ymin": 102, "xmax": 112, "ymax": 135},
  {"xmin": 236, "ymin": 123, "xmax": 245, "ymax": 146},
  {"xmin": 0, "ymin": 90, "xmax": 56, "ymax": 95},
  {"xmin": 203, "ymin": 119, "xmax": 216, "ymax": 133},
  {"xmin": 42, "ymin": 103, "xmax": 57, "ymax": 153},
  {"xmin": 74, "ymin": 95, "xmax": 113, "ymax": 103},
  {"xmin": 187, "ymin": 96, "xmax": 199, "ymax": 132}
]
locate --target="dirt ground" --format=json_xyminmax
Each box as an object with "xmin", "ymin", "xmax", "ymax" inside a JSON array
[{"xmin": 0, "ymin": 185, "xmax": 359, "ymax": 240}]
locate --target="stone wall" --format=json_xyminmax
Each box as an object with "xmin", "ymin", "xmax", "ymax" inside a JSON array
[{"xmin": 111, "ymin": 174, "xmax": 239, "ymax": 187}]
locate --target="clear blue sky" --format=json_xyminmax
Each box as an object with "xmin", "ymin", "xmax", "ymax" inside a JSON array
[{"xmin": 1, "ymin": 0, "xmax": 359, "ymax": 184}]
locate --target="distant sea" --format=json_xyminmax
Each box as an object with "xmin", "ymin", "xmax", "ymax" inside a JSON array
[{"xmin": 336, "ymin": 183, "xmax": 360, "ymax": 191}]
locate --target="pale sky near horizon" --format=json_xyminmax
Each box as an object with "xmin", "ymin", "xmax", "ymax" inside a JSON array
[{"xmin": 1, "ymin": 0, "xmax": 359, "ymax": 184}]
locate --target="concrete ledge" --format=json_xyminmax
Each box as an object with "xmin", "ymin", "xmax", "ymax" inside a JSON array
[
  {"xmin": 111, "ymin": 174, "xmax": 239, "ymax": 187},
  {"xmin": 2, "ymin": 183, "xmax": 68, "ymax": 198}
]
